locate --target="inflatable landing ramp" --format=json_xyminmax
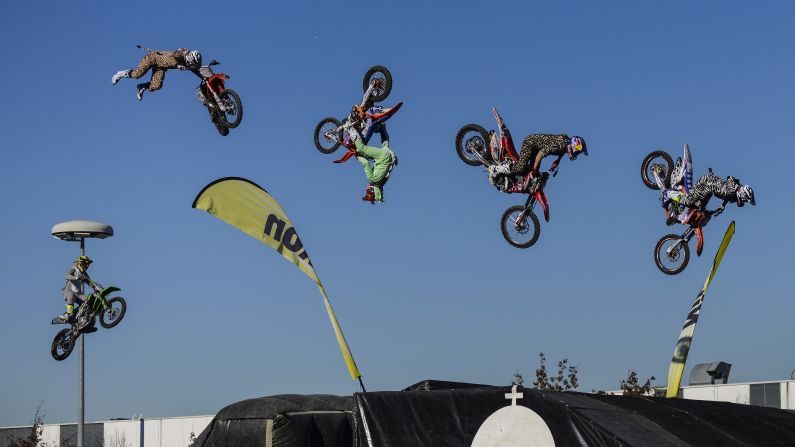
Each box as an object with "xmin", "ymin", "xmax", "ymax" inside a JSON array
[{"xmin": 194, "ymin": 381, "xmax": 795, "ymax": 446}]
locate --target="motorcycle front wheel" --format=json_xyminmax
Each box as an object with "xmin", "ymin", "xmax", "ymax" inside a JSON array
[
  {"xmin": 100, "ymin": 297, "xmax": 127, "ymax": 329},
  {"xmin": 501, "ymin": 205, "xmax": 541, "ymax": 249},
  {"xmin": 213, "ymin": 118, "xmax": 229, "ymax": 136},
  {"xmin": 313, "ymin": 117, "xmax": 343, "ymax": 154},
  {"xmin": 51, "ymin": 328, "xmax": 75, "ymax": 361},
  {"xmin": 654, "ymin": 234, "xmax": 690, "ymax": 275},
  {"xmin": 455, "ymin": 124, "xmax": 489, "ymax": 166},
  {"xmin": 641, "ymin": 150, "xmax": 674, "ymax": 190},
  {"xmin": 362, "ymin": 66, "xmax": 392, "ymax": 103},
  {"xmin": 219, "ymin": 89, "xmax": 243, "ymax": 128}
]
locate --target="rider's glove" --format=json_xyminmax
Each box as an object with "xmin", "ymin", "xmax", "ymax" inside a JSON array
[{"xmin": 177, "ymin": 65, "xmax": 186, "ymax": 71}]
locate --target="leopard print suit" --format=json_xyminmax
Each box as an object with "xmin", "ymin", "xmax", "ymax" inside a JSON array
[
  {"xmin": 509, "ymin": 133, "xmax": 569, "ymax": 174},
  {"xmin": 130, "ymin": 49, "xmax": 189, "ymax": 91}
]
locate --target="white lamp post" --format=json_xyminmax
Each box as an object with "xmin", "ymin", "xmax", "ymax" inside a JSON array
[{"xmin": 51, "ymin": 220, "xmax": 113, "ymax": 447}]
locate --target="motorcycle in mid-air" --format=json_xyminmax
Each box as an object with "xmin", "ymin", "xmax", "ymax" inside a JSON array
[
  {"xmin": 313, "ymin": 66, "xmax": 394, "ymax": 154},
  {"xmin": 50, "ymin": 278, "xmax": 126, "ymax": 361},
  {"xmin": 196, "ymin": 60, "xmax": 243, "ymax": 136},
  {"xmin": 642, "ymin": 146, "xmax": 724, "ymax": 275},
  {"xmin": 456, "ymin": 108, "xmax": 556, "ymax": 248}
]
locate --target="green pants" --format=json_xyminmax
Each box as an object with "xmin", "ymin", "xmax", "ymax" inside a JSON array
[{"xmin": 355, "ymin": 139, "xmax": 395, "ymax": 201}]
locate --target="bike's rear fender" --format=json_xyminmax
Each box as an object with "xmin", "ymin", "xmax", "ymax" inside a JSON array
[
  {"xmin": 99, "ymin": 286, "xmax": 121, "ymax": 298},
  {"xmin": 369, "ymin": 101, "xmax": 403, "ymax": 121}
]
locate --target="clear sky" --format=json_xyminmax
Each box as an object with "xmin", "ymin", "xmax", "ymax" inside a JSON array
[{"xmin": 1, "ymin": 0, "xmax": 793, "ymax": 426}]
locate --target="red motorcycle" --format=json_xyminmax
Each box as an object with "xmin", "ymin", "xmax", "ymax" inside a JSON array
[
  {"xmin": 196, "ymin": 60, "xmax": 243, "ymax": 136},
  {"xmin": 456, "ymin": 108, "xmax": 554, "ymax": 248}
]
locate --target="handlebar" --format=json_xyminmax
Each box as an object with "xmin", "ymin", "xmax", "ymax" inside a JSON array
[{"xmin": 209, "ymin": 60, "xmax": 219, "ymax": 66}]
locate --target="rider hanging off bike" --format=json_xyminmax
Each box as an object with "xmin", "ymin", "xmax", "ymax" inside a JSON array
[
  {"xmin": 649, "ymin": 144, "xmax": 756, "ymax": 225},
  {"xmin": 488, "ymin": 133, "xmax": 588, "ymax": 192},
  {"xmin": 660, "ymin": 169, "xmax": 756, "ymax": 224},
  {"xmin": 334, "ymin": 105, "xmax": 398, "ymax": 203},
  {"xmin": 313, "ymin": 66, "xmax": 400, "ymax": 204},
  {"xmin": 111, "ymin": 46, "xmax": 203, "ymax": 101},
  {"xmin": 56, "ymin": 256, "xmax": 96, "ymax": 332}
]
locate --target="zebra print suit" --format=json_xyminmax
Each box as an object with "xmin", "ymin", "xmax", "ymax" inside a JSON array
[{"xmin": 677, "ymin": 172, "xmax": 740, "ymax": 207}]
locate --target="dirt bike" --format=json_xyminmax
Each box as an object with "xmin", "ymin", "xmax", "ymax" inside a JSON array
[
  {"xmin": 455, "ymin": 107, "xmax": 520, "ymax": 167},
  {"xmin": 196, "ymin": 60, "xmax": 243, "ymax": 136},
  {"xmin": 50, "ymin": 278, "xmax": 127, "ymax": 361},
  {"xmin": 642, "ymin": 145, "xmax": 714, "ymax": 274},
  {"xmin": 313, "ymin": 66, "xmax": 393, "ymax": 154},
  {"xmin": 654, "ymin": 204, "xmax": 725, "ymax": 275},
  {"xmin": 455, "ymin": 108, "xmax": 556, "ymax": 248}
]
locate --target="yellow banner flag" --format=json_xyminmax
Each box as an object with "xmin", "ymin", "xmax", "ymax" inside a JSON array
[
  {"xmin": 193, "ymin": 177, "xmax": 362, "ymax": 380},
  {"xmin": 666, "ymin": 221, "xmax": 735, "ymax": 398}
]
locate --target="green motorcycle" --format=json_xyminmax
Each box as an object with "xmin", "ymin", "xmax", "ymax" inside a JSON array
[{"xmin": 50, "ymin": 279, "xmax": 126, "ymax": 361}]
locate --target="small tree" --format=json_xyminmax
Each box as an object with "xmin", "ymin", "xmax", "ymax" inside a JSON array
[
  {"xmin": 533, "ymin": 352, "xmax": 579, "ymax": 392},
  {"xmin": 620, "ymin": 370, "xmax": 656, "ymax": 396},
  {"xmin": 9, "ymin": 403, "xmax": 46, "ymax": 447}
]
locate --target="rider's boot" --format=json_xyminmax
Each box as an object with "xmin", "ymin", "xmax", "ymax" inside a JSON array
[
  {"xmin": 56, "ymin": 305, "xmax": 74, "ymax": 323},
  {"xmin": 362, "ymin": 186, "xmax": 375, "ymax": 204},
  {"xmin": 136, "ymin": 83, "xmax": 150, "ymax": 101},
  {"xmin": 112, "ymin": 70, "xmax": 131, "ymax": 85}
]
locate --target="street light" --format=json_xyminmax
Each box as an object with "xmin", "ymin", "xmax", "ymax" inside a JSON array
[{"xmin": 52, "ymin": 220, "xmax": 113, "ymax": 447}]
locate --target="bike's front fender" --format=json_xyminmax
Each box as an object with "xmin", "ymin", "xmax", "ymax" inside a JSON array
[
  {"xmin": 695, "ymin": 227, "xmax": 704, "ymax": 256},
  {"xmin": 99, "ymin": 286, "xmax": 121, "ymax": 298},
  {"xmin": 536, "ymin": 190, "xmax": 550, "ymax": 222}
]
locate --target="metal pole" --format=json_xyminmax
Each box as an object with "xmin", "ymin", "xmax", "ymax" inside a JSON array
[{"xmin": 78, "ymin": 239, "xmax": 85, "ymax": 447}]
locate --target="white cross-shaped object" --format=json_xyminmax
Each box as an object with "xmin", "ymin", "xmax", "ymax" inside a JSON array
[{"xmin": 504, "ymin": 384, "xmax": 523, "ymax": 406}]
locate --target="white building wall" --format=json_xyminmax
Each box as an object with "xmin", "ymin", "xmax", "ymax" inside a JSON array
[
  {"xmin": 40, "ymin": 424, "xmax": 60, "ymax": 446},
  {"xmin": 103, "ymin": 420, "xmax": 141, "ymax": 447},
  {"xmin": 143, "ymin": 416, "xmax": 212, "ymax": 447}
]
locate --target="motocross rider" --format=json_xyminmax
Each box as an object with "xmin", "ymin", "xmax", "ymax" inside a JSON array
[
  {"xmin": 56, "ymin": 256, "xmax": 97, "ymax": 332},
  {"xmin": 111, "ymin": 48, "xmax": 202, "ymax": 101},
  {"xmin": 488, "ymin": 134, "xmax": 587, "ymax": 192},
  {"xmin": 333, "ymin": 107, "xmax": 397, "ymax": 203},
  {"xmin": 660, "ymin": 169, "xmax": 756, "ymax": 225}
]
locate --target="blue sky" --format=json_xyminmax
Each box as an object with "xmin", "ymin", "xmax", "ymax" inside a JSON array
[{"xmin": 1, "ymin": 0, "xmax": 793, "ymax": 426}]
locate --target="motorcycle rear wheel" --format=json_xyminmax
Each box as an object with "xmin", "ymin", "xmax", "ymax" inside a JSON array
[
  {"xmin": 100, "ymin": 297, "xmax": 127, "ymax": 329},
  {"xmin": 641, "ymin": 150, "xmax": 674, "ymax": 190},
  {"xmin": 363, "ymin": 66, "xmax": 392, "ymax": 103},
  {"xmin": 501, "ymin": 205, "xmax": 541, "ymax": 249},
  {"xmin": 455, "ymin": 124, "xmax": 489, "ymax": 166},
  {"xmin": 219, "ymin": 89, "xmax": 243, "ymax": 128},
  {"xmin": 51, "ymin": 328, "xmax": 75, "ymax": 361},
  {"xmin": 314, "ymin": 117, "xmax": 343, "ymax": 154},
  {"xmin": 654, "ymin": 234, "xmax": 690, "ymax": 275}
]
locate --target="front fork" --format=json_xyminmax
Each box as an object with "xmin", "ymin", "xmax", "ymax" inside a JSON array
[
  {"xmin": 667, "ymin": 227, "xmax": 696, "ymax": 257},
  {"xmin": 206, "ymin": 84, "xmax": 228, "ymax": 113},
  {"xmin": 514, "ymin": 196, "xmax": 537, "ymax": 227}
]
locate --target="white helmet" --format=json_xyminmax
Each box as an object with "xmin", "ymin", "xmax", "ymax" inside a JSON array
[
  {"xmin": 186, "ymin": 50, "xmax": 202, "ymax": 68},
  {"xmin": 737, "ymin": 184, "xmax": 755, "ymax": 206}
]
